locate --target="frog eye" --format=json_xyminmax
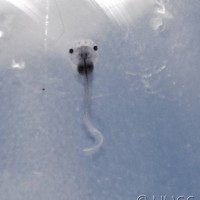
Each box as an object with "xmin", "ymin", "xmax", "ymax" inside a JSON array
[
  {"xmin": 69, "ymin": 48, "xmax": 74, "ymax": 54},
  {"xmin": 93, "ymin": 45, "xmax": 98, "ymax": 51}
]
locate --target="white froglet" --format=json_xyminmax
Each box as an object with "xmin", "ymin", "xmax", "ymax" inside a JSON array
[{"xmin": 68, "ymin": 39, "xmax": 103, "ymax": 154}]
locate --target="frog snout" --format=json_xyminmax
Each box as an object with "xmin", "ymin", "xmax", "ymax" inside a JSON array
[{"xmin": 79, "ymin": 52, "xmax": 89, "ymax": 60}]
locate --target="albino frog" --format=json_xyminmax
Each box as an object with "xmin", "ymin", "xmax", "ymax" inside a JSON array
[{"xmin": 68, "ymin": 39, "xmax": 103, "ymax": 154}]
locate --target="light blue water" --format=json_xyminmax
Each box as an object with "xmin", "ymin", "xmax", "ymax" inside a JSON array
[{"xmin": 0, "ymin": 0, "xmax": 199, "ymax": 199}]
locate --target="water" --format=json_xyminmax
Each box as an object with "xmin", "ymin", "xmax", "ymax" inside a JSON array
[{"xmin": 0, "ymin": 0, "xmax": 199, "ymax": 199}]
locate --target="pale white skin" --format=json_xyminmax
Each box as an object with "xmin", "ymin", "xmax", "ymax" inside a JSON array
[
  {"xmin": 69, "ymin": 40, "xmax": 98, "ymax": 70},
  {"xmin": 68, "ymin": 39, "xmax": 103, "ymax": 154}
]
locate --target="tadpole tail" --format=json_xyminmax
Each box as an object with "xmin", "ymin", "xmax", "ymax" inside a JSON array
[
  {"xmin": 82, "ymin": 74, "xmax": 104, "ymax": 154},
  {"xmin": 83, "ymin": 111, "xmax": 104, "ymax": 154}
]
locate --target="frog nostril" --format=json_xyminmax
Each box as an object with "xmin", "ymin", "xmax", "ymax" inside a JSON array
[{"xmin": 80, "ymin": 52, "xmax": 88, "ymax": 59}]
